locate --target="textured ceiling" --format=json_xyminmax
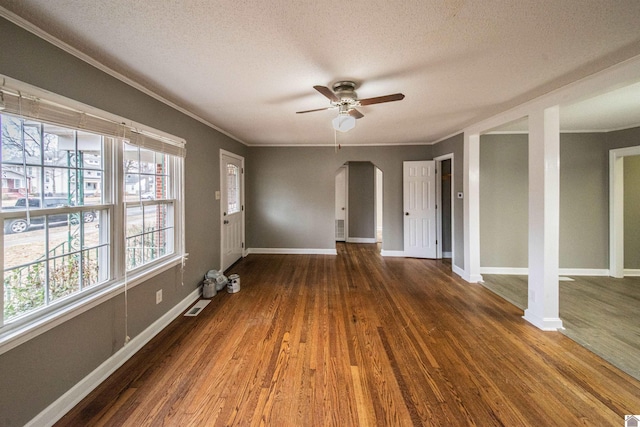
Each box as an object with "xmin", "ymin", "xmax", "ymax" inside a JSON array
[{"xmin": 1, "ymin": 0, "xmax": 640, "ymax": 145}]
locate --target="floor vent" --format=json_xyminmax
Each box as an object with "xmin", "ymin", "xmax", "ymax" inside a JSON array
[{"xmin": 184, "ymin": 299, "xmax": 211, "ymax": 316}]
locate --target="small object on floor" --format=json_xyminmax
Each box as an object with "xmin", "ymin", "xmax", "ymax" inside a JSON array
[
  {"xmin": 227, "ymin": 274, "xmax": 240, "ymax": 293},
  {"xmin": 202, "ymin": 279, "xmax": 217, "ymax": 298}
]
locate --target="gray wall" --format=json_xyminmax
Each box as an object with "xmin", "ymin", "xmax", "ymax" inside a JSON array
[
  {"xmin": 477, "ymin": 128, "xmax": 640, "ymax": 270},
  {"xmin": 432, "ymin": 133, "xmax": 464, "ymax": 270},
  {"xmin": 624, "ymin": 155, "xmax": 640, "ymax": 269},
  {"xmin": 559, "ymin": 133, "xmax": 609, "ymax": 268},
  {"xmin": 479, "ymin": 134, "xmax": 529, "ymax": 268},
  {"xmin": 0, "ymin": 18, "xmax": 246, "ymax": 426},
  {"xmin": 246, "ymin": 145, "xmax": 432, "ymax": 252},
  {"xmin": 348, "ymin": 161, "xmax": 375, "ymax": 239}
]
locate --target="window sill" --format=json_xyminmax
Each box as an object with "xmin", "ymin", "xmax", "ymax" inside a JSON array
[{"xmin": 0, "ymin": 254, "xmax": 186, "ymax": 356}]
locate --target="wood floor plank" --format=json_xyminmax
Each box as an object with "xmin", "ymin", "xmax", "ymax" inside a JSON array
[{"xmin": 56, "ymin": 244, "xmax": 640, "ymax": 426}]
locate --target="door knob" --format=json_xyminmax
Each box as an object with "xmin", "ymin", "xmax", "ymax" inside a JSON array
[
  {"xmin": 405, "ymin": 212, "xmax": 409, "ymax": 216},
  {"xmin": 224, "ymin": 220, "xmax": 229, "ymax": 224}
]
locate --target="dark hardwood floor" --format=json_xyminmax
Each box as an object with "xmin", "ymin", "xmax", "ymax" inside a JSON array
[
  {"xmin": 481, "ymin": 273, "xmax": 640, "ymax": 381},
  {"xmin": 57, "ymin": 244, "xmax": 640, "ymax": 426}
]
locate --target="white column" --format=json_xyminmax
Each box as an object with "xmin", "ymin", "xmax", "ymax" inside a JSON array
[
  {"xmin": 524, "ymin": 106, "xmax": 563, "ymax": 331},
  {"xmin": 463, "ymin": 132, "xmax": 482, "ymax": 283}
]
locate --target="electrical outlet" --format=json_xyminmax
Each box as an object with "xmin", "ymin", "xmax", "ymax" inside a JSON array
[{"xmin": 156, "ymin": 289, "xmax": 163, "ymax": 304}]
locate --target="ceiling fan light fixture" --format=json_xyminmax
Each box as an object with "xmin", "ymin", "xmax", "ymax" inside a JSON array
[{"xmin": 332, "ymin": 113, "xmax": 356, "ymax": 132}]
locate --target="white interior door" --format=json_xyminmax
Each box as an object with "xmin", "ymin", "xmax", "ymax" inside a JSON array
[
  {"xmin": 335, "ymin": 166, "xmax": 347, "ymax": 241},
  {"xmin": 221, "ymin": 151, "xmax": 244, "ymax": 271},
  {"xmin": 403, "ymin": 160, "xmax": 437, "ymax": 258}
]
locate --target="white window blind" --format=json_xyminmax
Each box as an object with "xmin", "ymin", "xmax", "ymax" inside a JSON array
[{"xmin": 0, "ymin": 86, "xmax": 185, "ymax": 158}]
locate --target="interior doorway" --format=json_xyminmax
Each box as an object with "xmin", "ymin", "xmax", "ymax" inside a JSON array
[
  {"xmin": 376, "ymin": 167, "xmax": 383, "ymax": 243},
  {"xmin": 435, "ymin": 156, "xmax": 453, "ymax": 259},
  {"xmin": 610, "ymin": 146, "xmax": 640, "ymax": 277},
  {"xmin": 335, "ymin": 165, "xmax": 348, "ymax": 242},
  {"xmin": 336, "ymin": 162, "xmax": 382, "ymax": 247}
]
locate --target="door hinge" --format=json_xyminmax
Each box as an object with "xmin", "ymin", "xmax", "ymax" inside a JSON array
[
  {"xmin": 242, "ymin": 205, "xmax": 244, "ymax": 211},
  {"xmin": 242, "ymin": 242, "xmax": 244, "ymax": 248}
]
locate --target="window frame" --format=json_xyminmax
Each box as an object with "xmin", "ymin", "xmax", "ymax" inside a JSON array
[{"xmin": 0, "ymin": 76, "xmax": 186, "ymax": 355}]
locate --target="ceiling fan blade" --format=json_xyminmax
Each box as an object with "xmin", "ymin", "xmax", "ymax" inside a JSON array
[
  {"xmin": 296, "ymin": 106, "xmax": 334, "ymax": 114},
  {"xmin": 313, "ymin": 85, "xmax": 339, "ymax": 102},
  {"xmin": 358, "ymin": 93, "xmax": 405, "ymax": 106},
  {"xmin": 349, "ymin": 109, "xmax": 364, "ymax": 119}
]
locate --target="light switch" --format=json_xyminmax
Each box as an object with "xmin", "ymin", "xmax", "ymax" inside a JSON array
[{"xmin": 215, "ymin": 191, "xmax": 221, "ymax": 200}]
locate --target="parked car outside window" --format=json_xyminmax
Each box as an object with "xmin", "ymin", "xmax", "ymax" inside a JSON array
[{"xmin": 3, "ymin": 197, "xmax": 96, "ymax": 234}]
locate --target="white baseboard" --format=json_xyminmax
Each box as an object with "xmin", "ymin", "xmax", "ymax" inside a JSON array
[
  {"xmin": 346, "ymin": 237, "xmax": 377, "ymax": 243},
  {"xmin": 452, "ymin": 264, "xmax": 465, "ymax": 279},
  {"xmin": 480, "ymin": 267, "xmax": 528, "ymax": 275},
  {"xmin": 560, "ymin": 268, "xmax": 610, "ymax": 276},
  {"xmin": 623, "ymin": 269, "xmax": 640, "ymax": 277},
  {"xmin": 246, "ymin": 248, "xmax": 338, "ymax": 255},
  {"xmin": 443, "ymin": 251, "xmax": 452, "ymax": 258},
  {"xmin": 523, "ymin": 310, "xmax": 564, "ymax": 331},
  {"xmin": 381, "ymin": 250, "xmax": 405, "ymax": 257},
  {"xmin": 27, "ymin": 288, "xmax": 201, "ymax": 427},
  {"xmin": 480, "ymin": 267, "xmax": 611, "ymax": 276}
]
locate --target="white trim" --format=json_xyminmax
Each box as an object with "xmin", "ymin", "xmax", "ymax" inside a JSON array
[
  {"xmin": 25, "ymin": 287, "xmax": 201, "ymax": 427},
  {"xmin": 559, "ymin": 268, "xmax": 610, "ymax": 276},
  {"xmin": 522, "ymin": 312, "xmax": 564, "ymax": 331},
  {"xmin": 487, "ymin": 124, "xmax": 640, "ymax": 134},
  {"xmin": 463, "ymin": 133, "xmax": 481, "ymax": 282},
  {"xmin": 480, "ymin": 267, "xmax": 610, "ymax": 276},
  {"xmin": 609, "ymin": 145, "xmax": 640, "ymax": 278},
  {"xmin": 434, "ymin": 153, "xmax": 455, "ymax": 263},
  {"xmin": 0, "ymin": 7, "xmax": 245, "ymax": 146},
  {"xmin": 381, "ymin": 250, "xmax": 405, "ymax": 257},
  {"xmin": 624, "ymin": 269, "xmax": 640, "ymax": 277},
  {"xmin": 452, "ymin": 263, "xmax": 466, "ymax": 279},
  {"xmin": 244, "ymin": 141, "xmax": 433, "ymax": 147},
  {"xmin": 0, "ymin": 255, "xmax": 184, "ymax": 356},
  {"xmin": 453, "ymin": 263, "xmax": 482, "ymax": 283},
  {"xmin": 346, "ymin": 237, "xmax": 377, "ymax": 243},
  {"xmin": 246, "ymin": 248, "xmax": 338, "ymax": 255},
  {"xmin": 480, "ymin": 267, "xmax": 529, "ymax": 275},
  {"xmin": 464, "ymin": 55, "xmax": 640, "ymax": 136}
]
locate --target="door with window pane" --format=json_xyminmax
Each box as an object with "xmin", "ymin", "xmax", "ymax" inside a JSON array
[{"xmin": 221, "ymin": 152, "xmax": 244, "ymax": 271}]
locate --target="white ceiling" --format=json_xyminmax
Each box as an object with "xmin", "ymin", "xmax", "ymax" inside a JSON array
[{"xmin": 1, "ymin": 0, "xmax": 640, "ymax": 146}]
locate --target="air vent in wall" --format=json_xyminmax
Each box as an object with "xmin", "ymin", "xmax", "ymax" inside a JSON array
[{"xmin": 336, "ymin": 220, "xmax": 345, "ymax": 240}]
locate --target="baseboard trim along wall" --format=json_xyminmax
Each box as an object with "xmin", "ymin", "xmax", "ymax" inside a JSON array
[
  {"xmin": 480, "ymin": 267, "xmax": 611, "ymax": 276},
  {"xmin": 346, "ymin": 237, "xmax": 377, "ymax": 243},
  {"xmin": 246, "ymin": 248, "xmax": 338, "ymax": 255},
  {"xmin": 27, "ymin": 288, "xmax": 202, "ymax": 427},
  {"xmin": 380, "ymin": 250, "xmax": 405, "ymax": 257},
  {"xmin": 624, "ymin": 269, "xmax": 640, "ymax": 276}
]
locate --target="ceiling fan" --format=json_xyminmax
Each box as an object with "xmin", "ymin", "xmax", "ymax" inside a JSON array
[{"xmin": 296, "ymin": 81, "xmax": 405, "ymax": 132}]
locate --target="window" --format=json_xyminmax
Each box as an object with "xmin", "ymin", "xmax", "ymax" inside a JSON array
[
  {"xmin": 124, "ymin": 143, "xmax": 175, "ymax": 270},
  {"xmin": 226, "ymin": 163, "xmax": 240, "ymax": 215},
  {"xmin": 0, "ymin": 78, "xmax": 185, "ymax": 346}
]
